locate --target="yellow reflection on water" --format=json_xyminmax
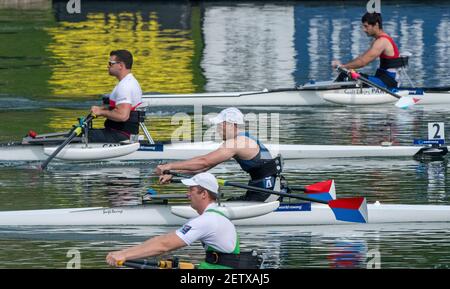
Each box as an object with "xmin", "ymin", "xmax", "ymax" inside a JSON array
[{"xmin": 45, "ymin": 11, "xmax": 196, "ymax": 99}]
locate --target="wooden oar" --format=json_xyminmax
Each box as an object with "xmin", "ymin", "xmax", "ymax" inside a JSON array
[
  {"xmin": 165, "ymin": 171, "xmax": 368, "ymax": 223},
  {"xmin": 336, "ymin": 66, "xmax": 418, "ymax": 109},
  {"xmin": 118, "ymin": 258, "xmax": 195, "ymax": 269},
  {"xmin": 40, "ymin": 114, "xmax": 95, "ymax": 170}
]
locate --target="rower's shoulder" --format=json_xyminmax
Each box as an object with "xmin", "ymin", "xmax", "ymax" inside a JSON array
[
  {"xmin": 235, "ymin": 134, "xmax": 258, "ymax": 146},
  {"xmin": 374, "ymin": 35, "xmax": 392, "ymax": 45},
  {"xmin": 371, "ymin": 37, "xmax": 390, "ymax": 51}
]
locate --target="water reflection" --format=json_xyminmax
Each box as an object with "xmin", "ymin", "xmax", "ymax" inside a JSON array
[
  {"xmin": 202, "ymin": 3, "xmax": 296, "ymax": 91},
  {"xmin": 291, "ymin": 2, "xmax": 449, "ymax": 86},
  {"xmin": 0, "ymin": 199, "xmax": 449, "ymax": 268},
  {"xmin": 2, "ymin": 1, "xmax": 449, "ymax": 100},
  {"xmin": 46, "ymin": 3, "xmax": 201, "ymax": 98},
  {"xmin": 415, "ymin": 159, "xmax": 448, "ymax": 203},
  {"xmin": 327, "ymin": 241, "xmax": 368, "ymax": 269}
]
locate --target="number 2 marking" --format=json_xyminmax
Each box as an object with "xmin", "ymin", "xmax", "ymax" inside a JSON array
[{"xmin": 433, "ymin": 123, "xmax": 441, "ymax": 139}]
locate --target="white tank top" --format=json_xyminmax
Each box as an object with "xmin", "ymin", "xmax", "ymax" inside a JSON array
[
  {"xmin": 109, "ymin": 73, "xmax": 142, "ymax": 109},
  {"xmin": 175, "ymin": 203, "xmax": 238, "ymax": 253}
]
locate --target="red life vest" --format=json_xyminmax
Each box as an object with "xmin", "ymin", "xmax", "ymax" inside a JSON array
[
  {"xmin": 378, "ymin": 34, "xmax": 400, "ymax": 59},
  {"xmin": 377, "ymin": 34, "xmax": 404, "ymax": 70}
]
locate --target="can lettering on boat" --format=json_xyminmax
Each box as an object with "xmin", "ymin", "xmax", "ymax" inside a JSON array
[
  {"xmin": 102, "ymin": 208, "xmax": 124, "ymax": 215},
  {"xmin": 343, "ymin": 88, "xmax": 384, "ymax": 95},
  {"xmin": 102, "ymin": 143, "xmax": 121, "ymax": 148}
]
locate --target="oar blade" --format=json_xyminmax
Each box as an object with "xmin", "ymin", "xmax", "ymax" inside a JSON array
[
  {"xmin": 395, "ymin": 95, "xmax": 420, "ymax": 109},
  {"xmin": 328, "ymin": 197, "xmax": 368, "ymax": 223},
  {"xmin": 304, "ymin": 180, "xmax": 336, "ymax": 201}
]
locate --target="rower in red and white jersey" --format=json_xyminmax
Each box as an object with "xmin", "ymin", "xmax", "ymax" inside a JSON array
[{"xmin": 332, "ymin": 12, "xmax": 404, "ymax": 88}]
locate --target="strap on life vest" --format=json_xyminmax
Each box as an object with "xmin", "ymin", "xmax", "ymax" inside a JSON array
[
  {"xmin": 104, "ymin": 110, "xmax": 145, "ymax": 136},
  {"xmin": 246, "ymin": 155, "xmax": 283, "ymax": 180},
  {"xmin": 204, "ymin": 251, "xmax": 263, "ymax": 269},
  {"xmin": 202, "ymin": 209, "xmax": 263, "ymax": 269},
  {"xmin": 377, "ymin": 34, "xmax": 406, "ymax": 71},
  {"xmin": 380, "ymin": 56, "xmax": 409, "ymax": 69},
  {"xmin": 100, "ymin": 96, "xmax": 144, "ymax": 136},
  {"xmin": 378, "ymin": 34, "xmax": 400, "ymax": 59}
]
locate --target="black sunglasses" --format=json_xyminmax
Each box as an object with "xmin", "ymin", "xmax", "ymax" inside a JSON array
[{"xmin": 108, "ymin": 61, "xmax": 122, "ymax": 67}]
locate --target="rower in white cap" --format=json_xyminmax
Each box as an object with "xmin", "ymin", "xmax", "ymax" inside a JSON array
[
  {"xmin": 155, "ymin": 107, "xmax": 283, "ymax": 202},
  {"xmin": 106, "ymin": 172, "xmax": 260, "ymax": 269}
]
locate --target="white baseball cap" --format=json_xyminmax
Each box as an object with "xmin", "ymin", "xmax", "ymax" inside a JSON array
[
  {"xmin": 209, "ymin": 107, "xmax": 244, "ymax": 125},
  {"xmin": 181, "ymin": 172, "xmax": 219, "ymax": 195}
]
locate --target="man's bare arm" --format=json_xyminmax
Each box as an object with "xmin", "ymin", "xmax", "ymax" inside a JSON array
[
  {"xmin": 106, "ymin": 232, "xmax": 186, "ymax": 266},
  {"xmin": 341, "ymin": 39, "xmax": 386, "ymax": 69},
  {"xmin": 157, "ymin": 142, "xmax": 238, "ymax": 174},
  {"xmin": 91, "ymin": 103, "xmax": 132, "ymax": 122}
]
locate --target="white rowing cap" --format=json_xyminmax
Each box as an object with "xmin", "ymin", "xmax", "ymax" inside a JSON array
[
  {"xmin": 209, "ymin": 107, "xmax": 244, "ymax": 125},
  {"xmin": 181, "ymin": 172, "xmax": 219, "ymax": 195}
]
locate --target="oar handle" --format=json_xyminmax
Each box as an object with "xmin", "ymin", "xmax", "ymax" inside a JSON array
[
  {"xmin": 121, "ymin": 261, "xmax": 158, "ymax": 269},
  {"xmin": 120, "ymin": 259, "xmax": 158, "ymax": 266},
  {"xmin": 158, "ymin": 260, "xmax": 195, "ymax": 269},
  {"xmin": 336, "ymin": 66, "xmax": 402, "ymax": 99},
  {"xmin": 118, "ymin": 259, "xmax": 195, "ymax": 269},
  {"xmin": 163, "ymin": 170, "xmax": 191, "ymax": 179}
]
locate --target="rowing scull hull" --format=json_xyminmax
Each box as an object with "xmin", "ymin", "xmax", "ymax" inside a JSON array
[
  {"xmin": 143, "ymin": 90, "xmax": 326, "ymax": 106},
  {"xmin": 0, "ymin": 142, "xmax": 445, "ymax": 162},
  {"xmin": 1, "ymin": 202, "xmax": 449, "ymax": 226},
  {"xmin": 141, "ymin": 82, "xmax": 450, "ymax": 107}
]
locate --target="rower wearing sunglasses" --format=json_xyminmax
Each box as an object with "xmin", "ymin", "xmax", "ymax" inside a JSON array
[{"xmin": 89, "ymin": 50, "xmax": 143, "ymax": 143}]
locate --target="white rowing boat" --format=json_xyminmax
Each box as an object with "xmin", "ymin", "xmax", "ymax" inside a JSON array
[
  {"xmin": 1, "ymin": 99, "xmax": 446, "ymax": 164},
  {"xmin": 141, "ymin": 80, "xmax": 450, "ymax": 107},
  {"xmin": 0, "ymin": 141, "xmax": 447, "ymax": 162},
  {"xmin": 1, "ymin": 201, "xmax": 449, "ymax": 226}
]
